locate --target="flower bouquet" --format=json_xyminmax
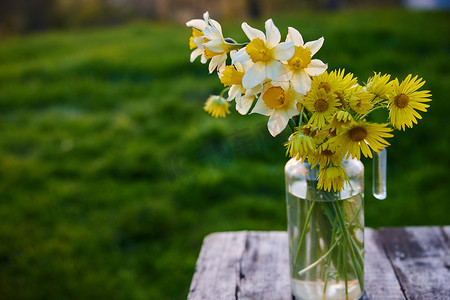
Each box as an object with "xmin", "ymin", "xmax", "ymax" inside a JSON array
[{"xmin": 186, "ymin": 12, "xmax": 431, "ymax": 300}]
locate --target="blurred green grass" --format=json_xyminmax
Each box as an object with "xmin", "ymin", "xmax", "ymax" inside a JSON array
[{"xmin": 0, "ymin": 9, "xmax": 449, "ymax": 300}]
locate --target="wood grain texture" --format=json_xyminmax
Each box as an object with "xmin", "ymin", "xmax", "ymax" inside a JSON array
[
  {"xmin": 364, "ymin": 228, "xmax": 406, "ymax": 300},
  {"xmin": 188, "ymin": 231, "xmax": 247, "ymax": 300},
  {"xmin": 378, "ymin": 227, "xmax": 450, "ymax": 300},
  {"xmin": 237, "ymin": 231, "xmax": 291, "ymax": 300}
]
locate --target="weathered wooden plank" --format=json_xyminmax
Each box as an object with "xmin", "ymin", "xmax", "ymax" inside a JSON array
[
  {"xmin": 442, "ymin": 226, "xmax": 450, "ymax": 245},
  {"xmin": 378, "ymin": 226, "xmax": 450, "ymax": 300},
  {"xmin": 364, "ymin": 228, "xmax": 406, "ymax": 300},
  {"xmin": 188, "ymin": 231, "xmax": 247, "ymax": 300},
  {"xmin": 237, "ymin": 231, "xmax": 291, "ymax": 300}
]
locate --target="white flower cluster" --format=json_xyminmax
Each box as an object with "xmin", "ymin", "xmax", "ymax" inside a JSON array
[{"xmin": 187, "ymin": 12, "xmax": 328, "ymax": 136}]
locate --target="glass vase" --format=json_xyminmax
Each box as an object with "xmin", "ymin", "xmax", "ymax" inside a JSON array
[{"xmin": 285, "ymin": 157, "xmax": 364, "ymax": 300}]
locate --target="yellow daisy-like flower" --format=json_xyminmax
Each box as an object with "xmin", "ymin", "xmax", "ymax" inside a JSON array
[
  {"xmin": 387, "ymin": 74, "xmax": 432, "ymax": 130},
  {"xmin": 310, "ymin": 71, "xmax": 341, "ymax": 94},
  {"xmin": 204, "ymin": 95, "xmax": 230, "ymax": 118},
  {"xmin": 317, "ymin": 165, "xmax": 350, "ymax": 192},
  {"xmin": 329, "ymin": 111, "xmax": 353, "ymax": 134},
  {"xmin": 285, "ymin": 128, "xmax": 316, "ymax": 160},
  {"xmin": 349, "ymin": 89, "xmax": 374, "ymax": 115},
  {"xmin": 302, "ymin": 89, "xmax": 340, "ymax": 129},
  {"xmin": 333, "ymin": 121, "xmax": 393, "ymax": 159},
  {"xmin": 308, "ymin": 142, "xmax": 345, "ymax": 169},
  {"xmin": 366, "ymin": 72, "xmax": 392, "ymax": 100}
]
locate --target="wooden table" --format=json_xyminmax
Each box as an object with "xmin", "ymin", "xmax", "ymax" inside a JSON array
[{"xmin": 187, "ymin": 227, "xmax": 450, "ymax": 300}]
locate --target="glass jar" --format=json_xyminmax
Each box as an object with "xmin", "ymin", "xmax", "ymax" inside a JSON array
[{"xmin": 285, "ymin": 157, "xmax": 364, "ymax": 300}]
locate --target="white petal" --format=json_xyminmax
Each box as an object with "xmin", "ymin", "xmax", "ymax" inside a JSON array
[
  {"xmin": 203, "ymin": 12, "xmax": 210, "ymax": 22},
  {"xmin": 237, "ymin": 96, "xmax": 254, "ymax": 115},
  {"xmin": 305, "ymin": 59, "xmax": 328, "ymax": 76},
  {"xmin": 272, "ymin": 42, "xmax": 295, "ymax": 61},
  {"xmin": 286, "ymin": 27, "xmax": 304, "ymax": 46},
  {"xmin": 266, "ymin": 60, "xmax": 282, "ymax": 81},
  {"xmin": 252, "ymin": 97, "xmax": 272, "ymax": 116},
  {"xmin": 276, "ymin": 64, "xmax": 293, "ymax": 81},
  {"xmin": 193, "ymin": 36, "xmax": 205, "ymax": 49},
  {"xmin": 304, "ymin": 37, "xmax": 324, "ymax": 56},
  {"xmin": 200, "ymin": 54, "xmax": 207, "ymax": 64},
  {"xmin": 228, "ymin": 85, "xmax": 242, "ymax": 101},
  {"xmin": 265, "ymin": 19, "xmax": 281, "ymax": 48},
  {"xmin": 241, "ymin": 22, "xmax": 265, "ymax": 41},
  {"xmin": 232, "ymin": 48, "xmax": 250, "ymax": 64},
  {"xmin": 291, "ymin": 71, "xmax": 311, "ymax": 95},
  {"xmin": 245, "ymin": 85, "xmax": 263, "ymax": 97},
  {"xmin": 204, "ymin": 39, "xmax": 225, "ymax": 52},
  {"xmin": 203, "ymin": 26, "xmax": 221, "ymax": 40},
  {"xmin": 186, "ymin": 19, "xmax": 207, "ymax": 31},
  {"xmin": 190, "ymin": 48, "xmax": 203, "ymax": 62},
  {"xmin": 209, "ymin": 55, "xmax": 221, "ymax": 73},
  {"xmin": 268, "ymin": 111, "xmax": 289, "ymax": 137},
  {"xmin": 242, "ymin": 62, "xmax": 266, "ymax": 89},
  {"xmin": 279, "ymin": 81, "xmax": 290, "ymax": 91},
  {"xmin": 209, "ymin": 19, "xmax": 223, "ymax": 36},
  {"xmin": 217, "ymin": 55, "xmax": 227, "ymax": 73}
]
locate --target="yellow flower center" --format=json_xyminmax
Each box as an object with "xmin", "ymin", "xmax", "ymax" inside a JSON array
[
  {"xmin": 263, "ymin": 87, "xmax": 285, "ymax": 109},
  {"xmin": 394, "ymin": 93, "xmax": 410, "ymax": 108},
  {"xmin": 287, "ymin": 46, "xmax": 312, "ymax": 71},
  {"xmin": 204, "ymin": 47, "xmax": 220, "ymax": 60},
  {"xmin": 318, "ymin": 82, "xmax": 332, "ymax": 92},
  {"xmin": 349, "ymin": 126, "xmax": 368, "ymax": 142},
  {"xmin": 246, "ymin": 38, "xmax": 272, "ymax": 63},
  {"xmin": 189, "ymin": 28, "xmax": 203, "ymax": 50},
  {"xmin": 321, "ymin": 149, "xmax": 334, "ymax": 157},
  {"xmin": 220, "ymin": 66, "xmax": 244, "ymax": 87},
  {"xmin": 314, "ymin": 98, "xmax": 329, "ymax": 112}
]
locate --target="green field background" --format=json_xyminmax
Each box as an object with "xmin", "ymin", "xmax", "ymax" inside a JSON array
[{"xmin": 0, "ymin": 9, "xmax": 449, "ymax": 300}]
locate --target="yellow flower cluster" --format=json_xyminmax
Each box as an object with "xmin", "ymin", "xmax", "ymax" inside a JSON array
[{"xmin": 187, "ymin": 12, "xmax": 432, "ymax": 192}]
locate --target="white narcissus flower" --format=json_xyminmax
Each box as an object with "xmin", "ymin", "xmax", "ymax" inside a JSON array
[
  {"xmin": 186, "ymin": 12, "xmax": 210, "ymax": 64},
  {"xmin": 279, "ymin": 27, "xmax": 328, "ymax": 95},
  {"xmin": 252, "ymin": 82, "xmax": 301, "ymax": 137},
  {"xmin": 232, "ymin": 19, "xmax": 295, "ymax": 90},
  {"xmin": 220, "ymin": 51, "xmax": 262, "ymax": 114},
  {"xmin": 202, "ymin": 20, "xmax": 240, "ymax": 73}
]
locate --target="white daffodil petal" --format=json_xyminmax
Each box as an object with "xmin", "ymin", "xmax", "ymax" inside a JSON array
[
  {"xmin": 228, "ymin": 85, "xmax": 242, "ymax": 101},
  {"xmin": 203, "ymin": 12, "xmax": 209, "ymax": 22},
  {"xmin": 190, "ymin": 48, "xmax": 203, "ymax": 62},
  {"xmin": 193, "ymin": 36, "xmax": 205, "ymax": 49},
  {"xmin": 286, "ymin": 27, "xmax": 304, "ymax": 46},
  {"xmin": 203, "ymin": 26, "xmax": 220, "ymax": 40},
  {"xmin": 275, "ymin": 64, "xmax": 293, "ymax": 81},
  {"xmin": 305, "ymin": 59, "xmax": 328, "ymax": 76},
  {"xmin": 186, "ymin": 19, "xmax": 207, "ymax": 31},
  {"xmin": 242, "ymin": 62, "xmax": 266, "ymax": 89},
  {"xmin": 209, "ymin": 55, "xmax": 221, "ymax": 73},
  {"xmin": 252, "ymin": 97, "xmax": 272, "ymax": 116},
  {"xmin": 245, "ymin": 85, "xmax": 263, "ymax": 97},
  {"xmin": 268, "ymin": 111, "xmax": 289, "ymax": 137},
  {"xmin": 279, "ymin": 81, "xmax": 290, "ymax": 91},
  {"xmin": 237, "ymin": 96, "xmax": 254, "ymax": 115},
  {"xmin": 200, "ymin": 54, "xmax": 207, "ymax": 64},
  {"xmin": 209, "ymin": 19, "xmax": 223, "ymax": 35},
  {"xmin": 265, "ymin": 19, "xmax": 281, "ymax": 48},
  {"xmin": 241, "ymin": 22, "xmax": 265, "ymax": 41},
  {"xmin": 204, "ymin": 39, "xmax": 225, "ymax": 52},
  {"xmin": 272, "ymin": 42, "xmax": 295, "ymax": 61},
  {"xmin": 304, "ymin": 37, "xmax": 324, "ymax": 56},
  {"xmin": 291, "ymin": 71, "xmax": 311, "ymax": 95},
  {"xmin": 217, "ymin": 54, "xmax": 227, "ymax": 73},
  {"xmin": 232, "ymin": 48, "xmax": 251, "ymax": 64},
  {"xmin": 266, "ymin": 60, "xmax": 282, "ymax": 81}
]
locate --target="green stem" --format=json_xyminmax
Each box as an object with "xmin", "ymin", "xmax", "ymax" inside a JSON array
[{"xmin": 292, "ymin": 200, "xmax": 316, "ymax": 277}]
